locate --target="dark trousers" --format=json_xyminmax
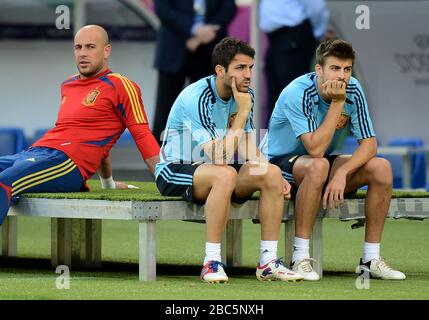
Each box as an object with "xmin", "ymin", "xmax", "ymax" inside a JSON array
[
  {"xmin": 152, "ymin": 46, "xmax": 214, "ymax": 144},
  {"xmin": 264, "ymin": 19, "xmax": 318, "ymax": 128}
]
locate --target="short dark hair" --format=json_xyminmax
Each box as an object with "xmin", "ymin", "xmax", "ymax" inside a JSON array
[
  {"xmin": 315, "ymin": 39, "xmax": 356, "ymax": 66},
  {"xmin": 212, "ymin": 37, "xmax": 255, "ymax": 72}
]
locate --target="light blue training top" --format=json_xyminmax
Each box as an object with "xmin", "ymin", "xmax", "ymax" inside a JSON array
[
  {"xmin": 259, "ymin": 72, "xmax": 376, "ymax": 160},
  {"xmin": 155, "ymin": 75, "xmax": 255, "ymax": 178}
]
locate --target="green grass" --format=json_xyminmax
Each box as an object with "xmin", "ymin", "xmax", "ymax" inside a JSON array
[
  {"xmin": 21, "ymin": 181, "xmax": 181, "ymax": 201},
  {"xmin": 21, "ymin": 180, "xmax": 429, "ymax": 201},
  {"xmin": 1, "ymin": 217, "xmax": 429, "ymax": 299}
]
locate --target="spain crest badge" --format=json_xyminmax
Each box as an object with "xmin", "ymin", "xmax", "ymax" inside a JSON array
[
  {"xmin": 336, "ymin": 111, "xmax": 350, "ymax": 130},
  {"xmin": 82, "ymin": 87, "xmax": 100, "ymax": 106}
]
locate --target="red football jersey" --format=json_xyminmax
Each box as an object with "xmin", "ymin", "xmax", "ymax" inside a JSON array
[{"xmin": 33, "ymin": 69, "xmax": 159, "ymax": 182}]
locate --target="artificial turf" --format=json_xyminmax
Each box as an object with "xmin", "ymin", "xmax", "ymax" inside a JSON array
[{"xmin": 20, "ymin": 180, "xmax": 429, "ymax": 201}]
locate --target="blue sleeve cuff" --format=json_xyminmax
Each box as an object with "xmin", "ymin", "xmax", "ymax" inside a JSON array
[{"xmin": 191, "ymin": 22, "xmax": 202, "ymax": 36}]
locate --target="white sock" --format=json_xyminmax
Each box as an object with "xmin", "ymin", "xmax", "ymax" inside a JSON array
[
  {"xmin": 259, "ymin": 240, "xmax": 278, "ymax": 266},
  {"xmin": 203, "ymin": 242, "xmax": 222, "ymax": 265},
  {"xmin": 362, "ymin": 242, "xmax": 380, "ymax": 264},
  {"xmin": 292, "ymin": 237, "xmax": 310, "ymax": 264}
]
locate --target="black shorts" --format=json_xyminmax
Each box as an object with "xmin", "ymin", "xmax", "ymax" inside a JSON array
[
  {"xmin": 156, "ymin": 163, "xmax": 253, "ymax": 205},
  {"xmin": 269, "ymin": 154, "xmax": 357, "ymax": 199}
]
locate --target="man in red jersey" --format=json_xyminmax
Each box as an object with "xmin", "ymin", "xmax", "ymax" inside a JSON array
[{"xmin": 0, "ymin": 25, "xmax": 160, "ymax": 225}]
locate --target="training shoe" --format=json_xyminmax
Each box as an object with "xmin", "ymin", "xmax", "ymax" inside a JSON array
[
  {"xmin": 356, "ymin": 257, "xmax": 406, "ymax": 280},
  {"xmin": 256, "ymin": 258, "xmax": 303, "ymax": 282},
  {"xmin": 200, "ymin": 260, "xmax": 228, "ymax": 283},
  {"xmin": 291, "ymin": 258, "xmax": 320, "ymax": 281}
]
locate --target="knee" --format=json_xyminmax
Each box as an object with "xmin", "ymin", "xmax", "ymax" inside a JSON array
[
  {"xmin": 260, "ymin": 164, "xmax": 283, "ymax": 191},
  {"xmin": 304, "ymin": 158, "xmax": 330, "ymax": 186},
  {"xmin": 213, "ymin": 166, "xmax": 237, "ymax": 192},
  {"xmin": 365, "ymin": 157, "xmax": 393, "ymax": 187}
]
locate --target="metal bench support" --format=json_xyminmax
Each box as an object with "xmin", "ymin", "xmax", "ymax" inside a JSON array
[
  {"xmin": 223, "ymin": 220, "xmax": 243, "ymax": 267},
  {"xmin": 139, "ymin": 220, "xmax": 156, "ymax": 281},
  {"xmin": 51, "ymin": 218, "xmax": 101, "ymax": 268},
  {"xmin": 0, "ymin": 216, "xmax": 18, "ymax": 257}
]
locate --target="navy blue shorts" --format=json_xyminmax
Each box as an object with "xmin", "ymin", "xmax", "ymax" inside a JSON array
[
  {"xmin": 156, "ymin": 163, "xmax": 252, "ymax": 205},
  {"xmin": 0, "ymin": 147, "xmax": 84, "ymax": 225},
  {"xmin": 269, "ymin": 154, "xmax": 357, "ymax": 199}
]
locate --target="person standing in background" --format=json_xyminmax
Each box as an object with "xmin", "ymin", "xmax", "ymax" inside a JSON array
[
  {"xmin": 259, "ymin": 0, "xmax": 330, "ymax": 127},
  {"xmin": 152, "ymin": 0, "xmax": 237, "ymax": 144}
]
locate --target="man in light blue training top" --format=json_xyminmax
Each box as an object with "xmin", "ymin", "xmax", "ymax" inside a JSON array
[
  {"xmin": 156, "ymin": 37, "xmax": 303, "ymax": 283},
  {"xmin": 260, "ymin": 39, "xmax": 405, "ymax": 281}
]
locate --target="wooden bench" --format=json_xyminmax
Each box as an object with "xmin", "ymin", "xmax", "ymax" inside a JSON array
[{"xmin": 1, "ymin": 181, "xmax": 429, "ymax": 281}]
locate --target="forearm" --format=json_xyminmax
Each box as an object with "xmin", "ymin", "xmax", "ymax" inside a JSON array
[
  {"xmin": 98, "ymin": 156, "xmax": 116, "ymax": 189},
  {"xmin": 98, "ymin": 156, "xmax": 112, "ymax": 178},
  {"xmin": 128, "ymin": 124, "xmax": 160, "ymax": 162},
  {"xmin": 238, "ymin": 134, "xmax": 269, "ymax": 164},
  {"xmin": 205, "ymin": 113, "xmax": 248, "ymax": 164},
  {"xmin": 144, "ymin": 155, "xmax": 160, "ymax": 176},
  {"xmin": 337, "ymin": 138, "xmax": 377, "ymax": 176},
  {"xmin": 304, "ymin": 101, "xmax": 344, "ymax": 157}
]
